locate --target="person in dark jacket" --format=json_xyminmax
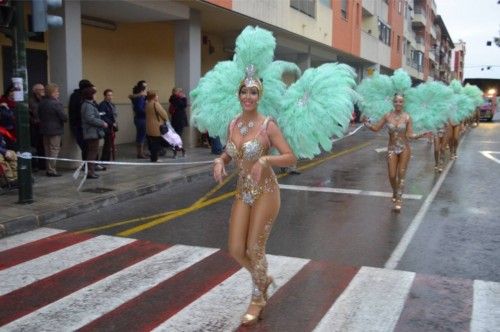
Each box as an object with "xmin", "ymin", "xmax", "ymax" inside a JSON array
[
  {"xmin": 98, "ymin": 89, "xmax": 118, "ymax": 162},
  {"xmin": 129, "ymin": 81, "xmax": 148, "ymax": 158},
  {"xmin": 168, "ymin": 87, "xmax": 188, "ymax": 137},
  {"xmin": 38, "ymin": 83, "xmax": 68, "ymax": 177},
  {"xmin": 68, "ymin": 79, "xmax": 93, "ymax": 160},
  {"xmin": 28, "ymin": 83, "xmax": 46, "ymax": 170},
  {"xmin": 81, "ymin": 86, "xmax": 107, "ymax": 179}
]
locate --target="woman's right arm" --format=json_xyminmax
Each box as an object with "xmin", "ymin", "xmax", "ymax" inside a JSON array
[{"xmin": 364, "ymin": 114, "xmax": 387, "ymax": 132}]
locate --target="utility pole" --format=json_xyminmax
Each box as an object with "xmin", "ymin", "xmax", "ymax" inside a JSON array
[{"xmin": 12, "ymin": 1, "xmax": 32, "ymax": 204}]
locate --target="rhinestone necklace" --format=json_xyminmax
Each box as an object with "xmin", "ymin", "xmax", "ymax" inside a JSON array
[{"xmin": 237, "ymin": 120, "xmax": 255, "ymax": 136}]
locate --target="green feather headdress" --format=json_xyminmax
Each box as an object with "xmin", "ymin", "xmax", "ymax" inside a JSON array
[{"xmin": 190, "ymin": 26, "xmax": 359, "ymax": 159}]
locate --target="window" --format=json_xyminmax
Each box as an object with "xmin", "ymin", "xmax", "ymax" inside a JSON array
[
  {"xmin": 341, "ymin": 0, "xmax": 348, "ymax": 19},
  {"xmin": 397, "ymin": 35, "xmax": 400, "ymax": 51},
  {"xmin": 378, "ymin": 20, "xmax": 391, "ymax": 46},
  {"xmin": 291, "ymin": 0, "xmax": 317, "ymax": 18}
]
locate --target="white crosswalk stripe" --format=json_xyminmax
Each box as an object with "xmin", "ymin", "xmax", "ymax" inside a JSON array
[
  {"xmin": 313, "ymin": 266, "xmax": 415, "ymax": 332},
  {"xmin": 2, "ymin": 245, "xmax": 217, "ymax": 332},
  {"xmin": 0, "ymin": 227, "xmax": 65, "ymax": 252},
  {"xmin": 1, "ymin": 228, "xmax": 499, "ymax": 332},
  {"xmin": 154, "ymin": 255, "xmax": 309, "ymax": 332},
  {"xmin": 471, "ymin": 280, "xmax": 500, "ymax": 332},
  {"xmin": 0, "ymin": 235, "xmax": 134, "ymax": 296}
]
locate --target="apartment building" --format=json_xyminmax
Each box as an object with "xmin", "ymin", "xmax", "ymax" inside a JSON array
[
  {"xmin": 451, "ymin": 40, "xmax": 466, "ymax": 81},
  {"xmin": 0, "ymin": 0, "xmax": 456, "ymax": 150}
]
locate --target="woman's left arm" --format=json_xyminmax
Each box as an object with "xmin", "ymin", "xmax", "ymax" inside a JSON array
[
  {"xmin": 406, "ymin": 115, "xmax": 427, "ymax": 139},
  {"xmin": 261, "ymin": 121, "xmax": 296, "ymax": 168}
]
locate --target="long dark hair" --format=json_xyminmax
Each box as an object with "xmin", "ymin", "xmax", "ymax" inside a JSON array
[{"xmin": 82, "ymin": 86, "xmax": 97, "ymax": 100}]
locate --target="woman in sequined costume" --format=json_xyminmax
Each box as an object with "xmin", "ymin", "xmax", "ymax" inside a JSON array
[
  {"xmin": 448, "ymin": 120, "xmax": 461, "ymax": 159},
  {"xmin": 433, "ymin": 123, "xmax": 448, "ymax": 172},
  {"xmin": 364, "ymin": 94, "xmax": 426, "ymax": 211},
  {"xmin": 213, "ymin": 78, "xmax": 296, "ymax": 325}
]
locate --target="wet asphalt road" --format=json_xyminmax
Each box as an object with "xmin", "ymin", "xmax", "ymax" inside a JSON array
[{"xmin": 53, "ymin": 119, "xmax": 500, "ymax": 283}]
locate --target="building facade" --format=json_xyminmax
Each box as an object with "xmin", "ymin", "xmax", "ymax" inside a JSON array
[
  {"xmin": 451, "ymin": 40, "xmax": 466, "ymax": 81},
  {"xmin": 0, "ymin": 0, "xmax": 456, "ymax": 152}
]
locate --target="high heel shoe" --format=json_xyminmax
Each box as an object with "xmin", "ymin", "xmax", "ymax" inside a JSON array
[
  {"xmin": 241, "ymin": 298, "xmax": 266, "ymax": 326},
  {"xmin": 393, "ymin": 198, "xmax": 402, "ymax": 212}
]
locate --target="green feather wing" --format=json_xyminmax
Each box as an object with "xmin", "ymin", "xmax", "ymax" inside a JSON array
[
  {"xmin": 233, "ymin": 26, "xmax": 275, "ymax": 74},
  {"xmin": 279, "ymin": 63, "xmax": 358, "ymax": 159},
  {"xmin": 357, "ymin": 73, "xmax": 394, "ymax": 121},
  {"xmin": 405, "ymin": 81, "xmax": 453, "ymax": 133},
  {"xmin": 391, "ymin": 68, "xmax": 412, "ymax": 95},
  {"xmin": 463, "ymin": 84, "xmax": 483, "ymax": 108},
  {"xmin": 448, "ymin": 80, "xmax": 474, "ymax": 123},
  {"xmin": 259, "ymin": 60, "xmax": 302, "ymax": 120},
  {"xmin": 190, "ymin": 61, "xmax": 243, "ymax": 143}
]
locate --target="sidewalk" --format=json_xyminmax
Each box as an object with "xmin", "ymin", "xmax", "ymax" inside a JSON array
[{"xmin": 0, "ymin": 143, "xmax": 217, "ymax": 238}]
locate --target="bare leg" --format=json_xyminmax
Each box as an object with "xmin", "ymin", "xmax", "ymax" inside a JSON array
[
  {"xmin": 228, "ymin": 200, "xmax": 252, "ymax": 271},
  {"xmin": 396, "ymin": 148, "xmax": 411, "ymax": 205},
  {"xmin": 452, "ymin": 125, "xmax": 460, "ymax": 158},
  {"xmin": 433, "ymin": 135, "xmax": 440, "ymax": 168},
  {"xmin": 387, "ymin": 153, "xmax": 398, "ymax": 202},
  {"xmin": 243, "ymin": 189, "xmax": 280, "ymax": 321}
]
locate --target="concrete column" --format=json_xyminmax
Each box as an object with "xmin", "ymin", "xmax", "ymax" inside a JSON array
[
  {"xmin": 48, "ymin": 0, "xmax": 83, "ymax": 161},
  {"xmin": 174, "ymin": 9, "xmax": 201, "ymax": 148}
]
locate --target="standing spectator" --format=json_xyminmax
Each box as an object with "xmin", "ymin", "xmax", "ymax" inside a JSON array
[
  {"xmin": 168, "ymin": 87, "xmax": 188, "ymax": 137},
  {"xmin": 0, "ymin": 130, "xmax": 17, "ymax": 187},
  {"xmin": 68, "ymin": 79, "xmax": 93, "ymax": 160},
  {"xmin": 145, "ymin": 90, "xmax": 168, "ymax": 162},
  {"xmin": 0, "ymin": 83, "xmax": 17, "ymax": 109},
  {"xmin": 81, "ymin": 86, "xmax": 107, "ymax": 179},
  {"xmin": 208, "ymin": 135, "xmax": 223, "ymax": 155},
  {"xmin": 0, "ymin": 83, "xmax": 17, "ymax": 141},
  {"xmin": 38, "ymin": 84, "xmax": 67, "ymax": 177},
  {"xmin": 98, "ymin": 89, "xmax": 118, "ymax": 162},
  {"xmin": 129, "ymin": 80, "xmax": 148, "ymax": 159},
  {"xmin": 28, "ymin": 83, "xmax": 46, "ymax": 171}
]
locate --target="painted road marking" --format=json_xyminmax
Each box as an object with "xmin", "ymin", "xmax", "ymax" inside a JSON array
[
  {"xmin": 1, "ymin": 229, "xmax": 499, "ymax": 331},
  {"xmin": 313, "ymin": 267, "xmax": 415, "ymax": 332},
  {"xmin": 2, "ymin": 245, "xmax": 217, "ymax": 331},
  {"xmin": 279, "ymin": 184, "xmax": 423, "ymax": 200},
  {"xmin": 384, "ymin": 159, "xmax": 455, "ymax": 270},
  {"xmin": 480, "ymin": 151, "xmax": 500, "ymax": 165},
  {"xmin": 375, "ymin": 147, "xmax": 388, "ymax": 153},
  {"xmin": 0, "ymin": 228, "xmax": 65, "ymax": 252},
  {"xmin": 471, "ymin": 280, "xmax": 500, "ymax": 332},
  {"xmin": 152, "ymin": 255, "xmax": 309, "ymax": 332},
  {"xmin": 0, "ymin": 235, "xmax": 134, "ymax": 296}
]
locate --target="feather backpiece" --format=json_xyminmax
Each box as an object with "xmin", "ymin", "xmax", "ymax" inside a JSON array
[
  {"xmin": 405, "ymin": 81, "xmax": 453, "ymax": 133},
  {"xmin": 279, "ymin": 63, "xmax": 358, "ymax": 159},
  {"xmin": 392, "ymin": 68, "xmax": 412, "ymax": 95},
  {"xmin": 356, "ymin": 73, "xmax": 395, "ymax": 121}
]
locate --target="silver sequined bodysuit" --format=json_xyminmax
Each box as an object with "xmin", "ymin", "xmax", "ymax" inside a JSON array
[
  {"xmin": 226, "ymin": 116, "xmax": 278, "ymax": 205},
  {"xmin": 386, "ymin": 114, "xmax": 410, "ymax": 157}
]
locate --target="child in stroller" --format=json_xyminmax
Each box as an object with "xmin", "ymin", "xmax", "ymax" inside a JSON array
[{"xmin": 161, "ymin": 121, "xmax": 185, "ymax": 158}]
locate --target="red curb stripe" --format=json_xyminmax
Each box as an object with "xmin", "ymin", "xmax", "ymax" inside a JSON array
[
  {"xmin": 0, "ymin": 232, "xmax": 94, "ymax": 270},
  {"xmin": 0, "ymin": 240, "xmax": 169, "ymax": 325},
  {"xmin": 78, "ymin": 250, "xmax": 241, "ymax": 332},
  {"xmin": 240, "ymin": 261, "xmax": 360, "ymax": 332},
  {"xmin": 394, "ymin": 273, "xmax": 473, "ymax": 332}
]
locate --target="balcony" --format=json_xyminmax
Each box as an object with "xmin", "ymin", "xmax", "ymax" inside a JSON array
[
  {"xmin": 428, "ymin": 50, "xmax": 436, "ymax": 63},
  {"xmin": 430, "ymin": 25, "xmax": 437, "ymax": 39},
  {"xmin": 415, "ymin": 37, "xmax": 425, "ymax": 52},
  {"xmin": 360, "ymin": 30, "xmax": 391, "ymax": 67},
  {"xmin": 362, "ymin": 0, "xmax": 375, "ymax": 16},
  {"xmin": 412, "ymin": 7, "xmax": 426, "ymax": 28}
]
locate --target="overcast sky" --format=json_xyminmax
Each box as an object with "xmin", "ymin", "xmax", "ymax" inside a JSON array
[{"xmin": 435, "ymin": 0, "xmax": 500, "ymax": 79}]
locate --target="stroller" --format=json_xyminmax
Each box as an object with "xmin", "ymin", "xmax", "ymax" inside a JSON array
[{"xmin": 161, "ymin": 122, "xmax": 185, "ymax": 158}]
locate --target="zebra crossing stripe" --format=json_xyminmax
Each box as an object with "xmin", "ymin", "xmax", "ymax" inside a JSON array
[
  {"xmin": 471, "ymin": 280, "xmax": 500, "ymax": 332},
  {"xmin": 313, "ymin": 266, "xmax": 415, "ymax": 332},
  {"xmin": 0, "ymin": 228, "xmax": 65, "ymax": 252},
  {"xmin": 0, "ymin": 231, "xmax": 94, "ymax": 270},
  {"xmin": 78, "ymin": 250, "xmax": 241, "ymax": 331},
  {"xmin": 0, "ymin": 240, "xmax": 169, "ymax": 326},
  {"xmin": 1, "ymin": 245, "xmax": 217, "ymax": 331},
  {"xmin": 0, "ymin": 235, "xmax": 135, "ymax": 296},
  {"xmin": 152, "ymin": 255, "xmax": 309, "ymax": 332},
  {"xmin": 1, "ymin": 229, "xmax": 500, "ymax": 331}
]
